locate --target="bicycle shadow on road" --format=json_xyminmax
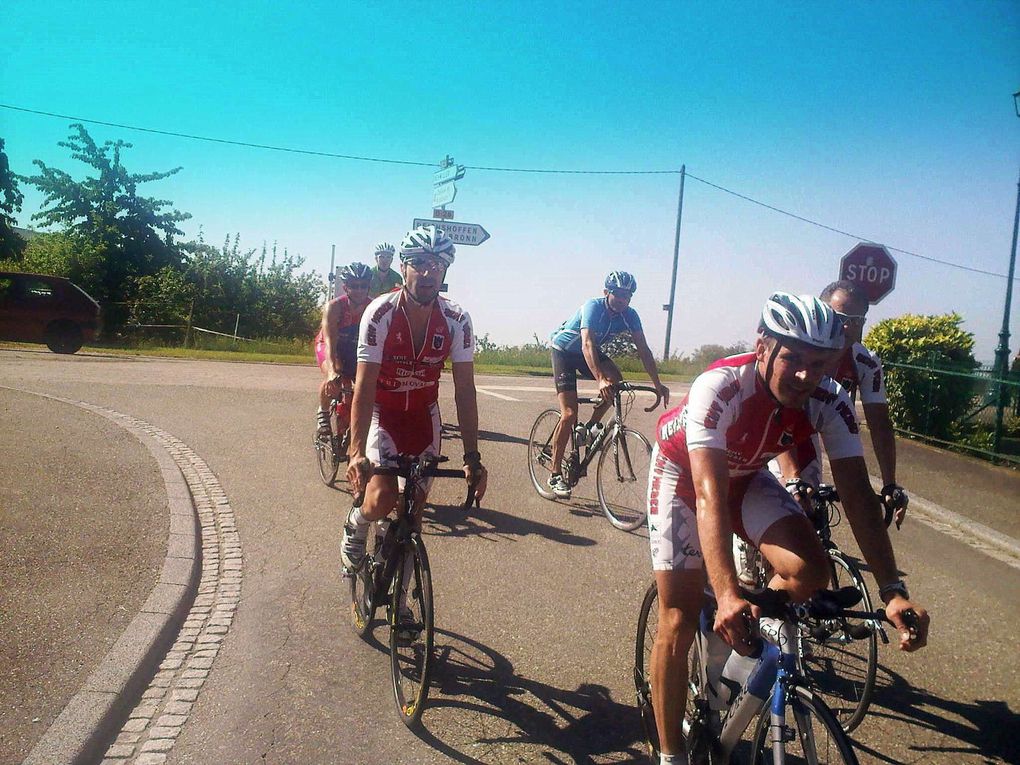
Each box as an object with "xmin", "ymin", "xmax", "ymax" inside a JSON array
[
  {"xmin": 853, "ymin": 662, "xmax": 1020, "ymax": 764},
  {"xmin": 423, "ymin": 502, "xmax": 597, "ymax": 548},
  {"xmin": 441, "ymin": 421, "xmax": 530, "ymax": 447},
  {"xmin": 412, "ymin": 628, "xmax": 649, "ymax": 765}
]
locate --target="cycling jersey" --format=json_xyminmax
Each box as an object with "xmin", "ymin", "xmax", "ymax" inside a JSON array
[
  {"xmin": 830, "ymin": 342, "xmax": 886, "ymax": 405},
  {"xmin": 314, "ymin": 294, "xmax": 369, "ymax": 375},
  {"xmin": 368, "ymin": 267, "xmax": 403, "ymax": 298},
  {"xmin": 549, "ymin": 297, "xmax": 643, "ymax": 353}
]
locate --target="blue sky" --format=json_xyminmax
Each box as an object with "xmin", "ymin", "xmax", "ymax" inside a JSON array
[{"xmin": 2, "ymin": 1, "xmax": 1018, "ymax": 361}]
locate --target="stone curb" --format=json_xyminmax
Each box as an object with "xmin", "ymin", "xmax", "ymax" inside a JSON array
[{"xmin": 11, "ymin": 391, "xmax": 201, "ymax": 765}]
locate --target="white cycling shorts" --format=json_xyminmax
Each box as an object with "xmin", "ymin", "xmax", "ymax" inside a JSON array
[{"xmin": 648, "ymin": 444, "xmax": 804, "ymax": 572}]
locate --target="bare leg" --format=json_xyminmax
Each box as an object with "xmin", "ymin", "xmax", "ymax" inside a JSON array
[
  {"xmin": 758, "ymin": 514, "xmax": 830, "ymax": 602},
  {"xmin": 550, "ymin": 390, "xmax": 578, "ymax": 474}
]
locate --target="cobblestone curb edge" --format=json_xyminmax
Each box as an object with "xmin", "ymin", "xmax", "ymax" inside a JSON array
[{"xmin": 13, "ymin": 391, "xmax": 239, "ymax": 765}]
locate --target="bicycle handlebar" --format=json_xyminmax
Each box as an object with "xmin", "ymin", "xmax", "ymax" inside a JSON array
[
  {"xmin": 810, "ymin": 483, "xmax": 897, "ymax": 529},
  {"xmin": 352, "ymin": 455, "xmax": 479, "ymax": 510},
  {"xmin": 577, "ymin": 382, "xmax": 664, "ymax": 412}
]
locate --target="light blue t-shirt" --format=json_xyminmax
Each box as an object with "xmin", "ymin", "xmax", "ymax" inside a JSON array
[{"xmin": 549, "ymin": 297, "xmax": 643, "ymax": 353}]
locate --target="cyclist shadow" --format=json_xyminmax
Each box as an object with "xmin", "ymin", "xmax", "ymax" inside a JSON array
[
  {"xmin": 853, "ymin": 663, "xmax": 1020, "ymax": 763},
  {"xmin": 412, "ymin": 628, "xmax": 648, "ymax": 765},
  {"xmin": 441, "ymin": 421, "xmax": 530, "ymax": 447},
  {"xmin": 423, "ymin": 501, "xmax": 598, "ymax": 548}
]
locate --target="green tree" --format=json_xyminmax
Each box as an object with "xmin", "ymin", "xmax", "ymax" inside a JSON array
[
  {"xmin": 0, "ymin": 138, "xmax": 26, "ymax": 260},
  {"xmin": 21, "ymin": 123, "xmax": 191, "ymax": 327},
  {"xmin": 687, "ymin": 342, "xmax": 750, "ymax": 367},
  {"xmin": 0, "ymin": 231, "xmax": 104, "ymax": 288},
  {"xmin": 865, "ymin": 313, "xmax": 979, "ymax": 438}
]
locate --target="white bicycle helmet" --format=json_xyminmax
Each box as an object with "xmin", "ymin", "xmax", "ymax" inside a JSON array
[
  {"xmin": 374, "ymin": 242, "xmax": 396, "ymax": 257},
  {"xmin": 605, "ymin": 271, "xmax": 637, "ymax": 293},
  {"xmin": 759, "ymin": 292, "xmax": 844, "ymax": 350},
  {"xmin": 399, "ymin": 225, "xmax": 456, "ymax": 266},
  {"xmin": 339, "ymin": 262, "xmax": 372, "ymax": 282}
]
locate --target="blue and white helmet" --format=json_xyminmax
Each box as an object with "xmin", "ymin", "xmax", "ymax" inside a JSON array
[
  {"xmin": 339, "ymin": 262, "xmax": 372, "ymax": 282},
  {"xmin": 399, "ymin": 225, "xmax": 456, "ymax": 266},
  {"xmin": 605, "ymin": 271, "xmax": 637, "ymax": 293},
  {"xmin": 759, "ymin": 292, "xmax": 844, "ymax": 350}
]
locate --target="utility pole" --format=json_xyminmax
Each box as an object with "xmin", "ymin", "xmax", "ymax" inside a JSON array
[{"xmin": 663, "ymin": 165, "xmax": 686, "ymax": 360}]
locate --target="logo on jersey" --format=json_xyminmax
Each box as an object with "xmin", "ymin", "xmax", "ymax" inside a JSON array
[
  {"xmin": 432, "ymin": 332, "xmax": 444, "ymax": 351},
  {"xmin": 462, "ymin": 320, "xmax": 472, "ymax": 350},
  {"xmin": 704, "ymin": 400, "xmax": 723, "ymax": 430},
  {"xmin": 366, "ymin": 325, "xmax": 377, "ymax": 346},
  {"xmin": 834, "ymin": 400, "xmax": 860, "ymax": 434},
  {"xmin": 660, "ymin": 413, "xmax": 684, "ymax": 442},
  {"xmin": 372, "ymin": 302, "xmax": 394, "ymax": 323}
]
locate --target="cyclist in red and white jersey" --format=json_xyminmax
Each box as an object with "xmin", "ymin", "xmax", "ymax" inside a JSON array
[
  {"xmin": 340, "ymin": 225, "xmax": 488, "ymax": 575},
  {"xmin": 647, "ymin": 293, "xmax": 929, "ymax": 765},
  {"xmin": 774, "ymin": 280, "xmax": 908, "ymax": 526},
  {"xmin": 314, "ymin": 262, "xmax": 373, "ymax": 437}
]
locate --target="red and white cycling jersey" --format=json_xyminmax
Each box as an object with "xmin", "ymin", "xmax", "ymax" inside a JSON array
[
  {"xmin": 655, "ymin": 353, "xmax": 863, "ymax": 501},
  {"xmin": 357, "ymin": 290, "xmax": 474, "ymax": 412},
  {"xmin": 830, "ymin": 342, "xmax": 886, "ymax": 405}
]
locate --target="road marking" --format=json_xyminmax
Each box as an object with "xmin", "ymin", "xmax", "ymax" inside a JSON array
[{"xmin": 476, "ymin": 386, "xmax": 520, "ymax": 401}]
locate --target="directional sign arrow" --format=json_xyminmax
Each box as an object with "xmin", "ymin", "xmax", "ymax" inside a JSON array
[
  {"xmin": 413, "ymin": 218, "xmax": 490, "ymax": 246},
  {"xmin": 433, "ymin": 164, "xmax": 466, "ymax": 185}
]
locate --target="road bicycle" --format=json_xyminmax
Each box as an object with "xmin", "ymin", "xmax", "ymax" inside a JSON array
[
  {"xmin": 741, "ymin": 485, "xmax": 891, "ymax": 732},
  {"xmin": 314, "ymin": 385, "xmax": 352, "ymax": 486},
  {"xmin": 347, "ymin": 453, "xmax": 476, "ymax": 728},
  {"xmin": 634, "ymin": 583, "xmax": 899, "ymax": 764},
  {"xmin": 526, "ymin": 382, "xmax": 662, "ymax": 530}
]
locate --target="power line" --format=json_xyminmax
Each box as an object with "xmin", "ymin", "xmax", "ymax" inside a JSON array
[{"xmin": 2, "ymin": 101, "xmax": 1014, "ymax": 281}]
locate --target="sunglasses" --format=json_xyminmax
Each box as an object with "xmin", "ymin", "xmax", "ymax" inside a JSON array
[
  {"xmin": 345, "ymin": 281, "xmax": 370, "ymax": 290},
  {"xmin": 835, "ymin": 312, "xmax": 867, "ymax": 327},
  {"xmin": 609, "ymin": 289, "xmax": 634, "ymax": 298},
  {"xmin": 405, "ymin": 257, "xmax": 445, "ymax": 273}
]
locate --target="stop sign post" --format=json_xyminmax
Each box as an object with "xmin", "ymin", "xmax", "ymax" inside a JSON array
[{"xmin": 839, "ymin": 243, "xmax": 898, "ymax": 304}]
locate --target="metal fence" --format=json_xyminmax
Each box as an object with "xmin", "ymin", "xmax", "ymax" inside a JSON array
[{"xmin": 883, "ymin": 358, "xmax": 1020, "ymax": 465}]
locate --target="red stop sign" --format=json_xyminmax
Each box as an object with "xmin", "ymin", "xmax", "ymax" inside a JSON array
[{"xmin": 839, "ymin": 243, "xmax": 897, "ymax": 304}]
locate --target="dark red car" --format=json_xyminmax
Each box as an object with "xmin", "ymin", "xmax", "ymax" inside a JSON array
[{"xmin": 0, "ymin": 272, "xmax": 101, "ymax": 354}]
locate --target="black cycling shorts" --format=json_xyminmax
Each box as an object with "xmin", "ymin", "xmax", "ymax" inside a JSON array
[{"xmin": 551, "ymin": 347, "xmax": 607, "ymax": 394}]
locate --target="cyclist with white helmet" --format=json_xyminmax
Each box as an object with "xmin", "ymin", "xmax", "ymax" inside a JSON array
[
  {"xmin": 341, "ymin": 226, "xmax": 488, "ymax": 583},
  {"xmin": 314, "ymin": 262, "xmax": 373, "ymax": 437},
  {"xmin": 647, "ymin": 292, "xmax": 929, "ymax": 765},
  {"xmin": 368, "ymin": 242, "xmax": 403, "ymax": 298},
  {"xmin": 545, "ymin": 271, "xmax": 670, "ymax": 499}
]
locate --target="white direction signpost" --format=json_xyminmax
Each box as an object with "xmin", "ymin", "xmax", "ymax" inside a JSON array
[
  {"xmin": 413, "ymin": 218, "xmax": 490, "ymax": 246},
  {"xmin": 432, "ymin": 182, "xmax": 457, "ymax": 207}
]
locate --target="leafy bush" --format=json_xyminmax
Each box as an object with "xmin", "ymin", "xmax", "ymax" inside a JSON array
[{"xmin": 865, "ymin": 313, "xmax": 979, "ymax": 438}]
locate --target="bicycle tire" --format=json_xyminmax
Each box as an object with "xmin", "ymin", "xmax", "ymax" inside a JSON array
[
  {"xmin": 596, "ymin": 426, "xmax": 651, "ymax": 531},
  {"xmin": 800, "ymin": 550, "xmax": 879, "ymax": 733},
  {"xmin": 748, "ymin": 684, "xmax": 859, "ymax": 765},
  {"xmin": 527, "ymin": 408, "xmax": 563, "ymax": 499},
  {"xmin": 349, "ymin": 526, "xmax": 381, "ymax": 638},
  {"xmin": 389, "ymin": 536, "xmax": 435, "ymax": 728},
  {"xmin": 315, "ymin": 434, "xmax": 340, "ymax": 486},
  {"xmin": 634, "ymin": 582, "xmax": 660, "ymax": 763}
]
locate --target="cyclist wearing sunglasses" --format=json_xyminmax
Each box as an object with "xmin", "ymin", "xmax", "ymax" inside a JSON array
[
  {"xmin": 314, "ymin": 262, "xmax": 374, "ymax": 437},
  {"xmin": 772, "ymin": 280, "xmax": 908, "ymax": 527},
  {"xmin": 545, "ymin": 270, "xmax": 670, "ymax": 499},
  {"xmin": 340, "ymin": 225, "xmax": 487, "ymax": 574}
]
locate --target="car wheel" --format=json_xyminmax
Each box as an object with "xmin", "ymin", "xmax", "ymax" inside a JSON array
[{"xmin": 45, "ymin": 320, "xmax": 84, "ymax": 354}]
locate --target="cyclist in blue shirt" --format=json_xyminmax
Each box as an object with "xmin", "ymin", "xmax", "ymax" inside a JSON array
[{"xmin": 546, "ymin": 271, "xmax": 670, "ymax": 499}]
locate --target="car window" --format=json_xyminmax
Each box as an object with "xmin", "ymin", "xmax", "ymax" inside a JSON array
[{"xmin": 22, "ymin": 279, "xmax": 56, "ymax": 301}]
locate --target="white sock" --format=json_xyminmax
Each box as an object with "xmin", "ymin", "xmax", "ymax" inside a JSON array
[
  {"xmin": 349, "ymin": 507, "xmax": 370, "ymax": 527},
  {"xmin": 660, "ymin": 753, "xmax": 688, "ymax": 765}
]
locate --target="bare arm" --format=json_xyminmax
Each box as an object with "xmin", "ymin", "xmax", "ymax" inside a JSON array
[
  {"xmin": 346, "ymin": 361, "xmax": 380, "ymax": 494},
  {"xmin": 580, "ymin": 328, "xmax": 609, "ymax": 385},
  {"xmin": 829, "ymin": 455, "xmax": 929, "ymax": 650},
  {"xmin": 452, "ymin": 360, "xmax": 487, "ymax": 499},
  {"xmin": 863, "ymin": 403, "xmax": 897, "ymax": 486},
  {"xmin": 632, "ymin": 330, "xmax": 670, "ymax": 406},
  {"xmin": 690, "ymin": 447, "xmax": 752, "ymax": 652},
  {"xmin": 321, "ymin": 300, "xmax": 343, "ymax": 379}
]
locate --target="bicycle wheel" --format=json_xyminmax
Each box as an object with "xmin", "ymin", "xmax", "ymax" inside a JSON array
[
  {"xmin": 389, "ymin": 536, "xmax": 434, "ymax": 728},
  {"xmin": 634, "ymin": 582, "xmax": 660, "ymax": 762},
  {"xmin": 596, "ymin": 426, "xmax": 652, "ymax": 530},
  {"xmin": 749, "ymin": 684, "xmax": 859, "ymax": 764},
  {"xmin": 316, "ymin": 433, "xmax": 340, "ymax": 486},
  {"xmin": 800, "ymin": 550, "xmax": 878, "ymax": 733},
  {"xmin": 349, "ymin": 526, "xmax": 381, "ymax": 638},
  {"xmin": 527, "ymin": 408, "xmax": 563, "ymax": 499}
]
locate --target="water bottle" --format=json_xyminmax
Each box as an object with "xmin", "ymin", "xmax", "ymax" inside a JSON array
[
  {"xmin": 701, "ymin": 611, "xmax": 733, "ymax": 711},
  {"xmin": 588, "ymin": 422, "xmax": 605, "ymax": 445},
  {"xmin": 376, "ymin": 518, "xmax": 393, "ymax": 561},
  {"xmin": 573, "ymin": 423, "xmax": 589, "ymax": 446},
  {"xmin": 717, "ymin": 646, "xmax": 760, "ymax": 705}
]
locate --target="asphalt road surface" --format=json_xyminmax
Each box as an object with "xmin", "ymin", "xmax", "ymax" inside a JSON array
[{"xmin": 2, "ymin": 349, "xmax": 1018, "ymax": 765}]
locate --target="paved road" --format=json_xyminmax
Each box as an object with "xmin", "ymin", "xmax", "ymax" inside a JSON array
[{"xmin": 2, "ymin": 349, "xmax": 1018, "ymax": 764}]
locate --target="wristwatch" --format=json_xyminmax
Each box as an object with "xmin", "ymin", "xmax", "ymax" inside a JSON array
[
  {"xmin": 879, "ymin": 579, "xmax": 910, "ymax": 601},
  {"xmin": 463, "ymin": 451, "xmax": 482, "ymax": 467}
]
